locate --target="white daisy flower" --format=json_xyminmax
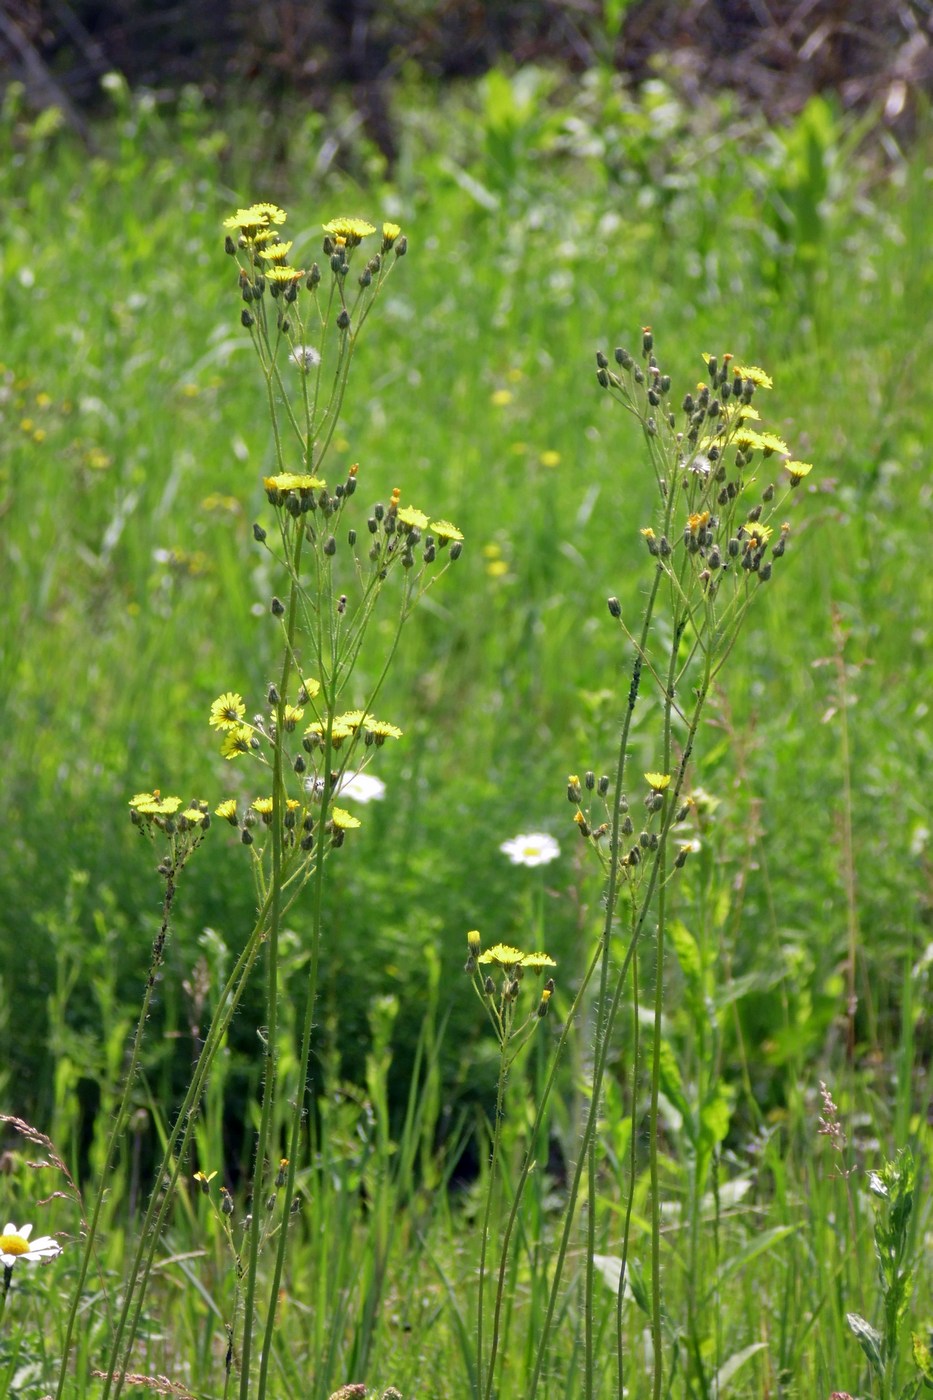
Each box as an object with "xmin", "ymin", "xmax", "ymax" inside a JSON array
[
  {"xmin": 336, "ymin": 772, "xmax": 386, "ymax": 804},
  {"xmin": 0, "ymin": 1222, "xmax": 62, "ymax": 1268},
  {"xmin": 499, "ymin": 832, "xmax": 560, "ymax": 867}
]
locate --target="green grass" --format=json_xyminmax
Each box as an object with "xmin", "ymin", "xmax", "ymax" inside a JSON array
[{"xmin": 1, "ymin": 65, "xmax": 933, "ymax": 1398}]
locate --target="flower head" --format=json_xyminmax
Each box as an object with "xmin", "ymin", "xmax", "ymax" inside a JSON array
[
  {"xmin": 265, "ymin": 265, "xmax": 305, "ymax": 285},
  {"xmin": 209, "ymin": 692, "xmax": 246, "ymax": 730},
  {"xmin": 382, "ymin": 221, "xmax": 402, "ymax": 250},
  {"xmin": 323, "ymin": 217, "xmax": 376, "ymax": 246},
  {"xmin": 396, "ymin": 505, "xmax": 429, "ymax": 532},
  {"xmin": 785, "ymin": 460, "xmax": 814, "ymax": 486},
  {"xmin": 331, "ymin": 806, "xmax": 362, "ymax": 830},
  {"xmin": 0, "ymin": 1222, "xmax": 62, "ymax": 1268},
  {"xmin": 756, "ymin": 431, "xmax": 790, "ymax": 456},
  {"xmin": 215, "ymin": 799, "xmax": 239, "ymax": 825},
  {"xmin": 522, "ymin": 952, "xmax": 557, "ymax": 973},
  {"xmin": 223, "ymin": 203, "xmax": 287, "ymax": 234},
  {"xmin": 365, "ymin": 719, "xmax": 403, "ymax": 745},
  {"xmin": 734, "ymin": 364, "xmax": 773, "ymax": 389},
  {"xmin": 258, "ymin": 241, "xmax": 294, "ymax": 262},
  {"xmin": 477, "ymin": 943, "xmax": 525, "ymax": 969},
  {"xmin": 430, "ymin": 519, "xmax": 464, "ymax": 544},
  {"xmin": 499, "ymin": 832, "xmax": 560, "ymax": 867},
  {"xmin": 644, "ymin": 773, "xmax": 671, "ymax": 791},
  {"xmin": 129, "ymin": 792, "xmax": 183, "ymax": 817},
  {"xmin": 220, "ymin": 724, "xmax": 255, "ymax": 759},
  {"xmin": 336, "ymin": 772, "xmax": 386, "ymax": 804}
]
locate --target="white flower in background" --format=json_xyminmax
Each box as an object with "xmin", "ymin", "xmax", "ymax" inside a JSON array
[
  {"xmin": 500, "ymin": 832, "xmax": 560, "ymax": 867},
  {"xmin": 336, "ymin": 772, "xmax": 386, "ymax": 804},
  {"xmin": 0, "ymin": 1222, "xmax": 62, "ymax": 1268}
]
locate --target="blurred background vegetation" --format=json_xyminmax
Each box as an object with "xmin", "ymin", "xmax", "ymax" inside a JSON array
[{"xmin": 1, "ymin": 0, "xmax": 932, "ymax": 1191}]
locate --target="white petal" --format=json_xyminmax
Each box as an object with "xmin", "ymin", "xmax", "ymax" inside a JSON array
[{"xmin": 27, "ymin": 1235, "xmax": 60, "ymax": 1254}]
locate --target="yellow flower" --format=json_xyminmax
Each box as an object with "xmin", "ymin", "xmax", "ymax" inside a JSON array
[
  {"xmin": 429, "ymin": 519, "xmax": 464, "ymax": 544},
  {"xmin": 645, "ymin": 773, "xmax": 671, "ymax": 791},
  {"xmin": 539, "ymin": 450, "xmax": 561, "ymax": 468},
  {"xmin": 477, "ymin": 943, "xmax": 525, "ymax": 968},
  {"xmin": 223, "ymin": 203, "xmax": 287, "ymax": 232},
  {"xmin": 282, "ymin": 704, "xmax": 304, "ymax": 730},
  {"xmin": 301, "ymin": 676, "xmax": 321, "ymax": 700},
  {"xmin": 331, "ymin": 806, "xmax": 362, "ymax": 830},
  {"xmin": 365, "ymin": 719, "xmax": 403, "ymax": 744},
  {"xmin": 731, "ymin": 428, "xmax": 766, "ymax": 452},
  {"xmin": 490, "ymin": 388, "xmax": 513, "ymax": 407},
  {"xmin": 265, "ymin": 265, "xmax": 305, "ymax": 284},
  {"xmin": 487, "ymin": 559, "xmax": 509, "ymax": 579},
  {"xmin": 756, "ymin": 432, "xmax": 790, "ymax": 456},
  {"xmin": 129, "ymin": 792, "xmax": 183, "ymax": 816},
  {"xmin": 522, "ymin": 952, "xmax": 557, "ymax": 972},
  {"xmin": 335, "ymin": 710, "xmax": 371, "ymax": 730},
  {"xmin": 258, "ymin": 241, "xmax": 294, "ymax": 262},
  {"xmin": 263, "ymin": 472, "xmax": 326, "ymax": 499},
  {"xmin": 687, "ymin": 511, "xmax": 710, "ymax": 534},
  {"xmin": 209, "ymin": 692, "xmax": 246, "ymax": 730},
  {"xmin": 396, "ymin": 506, "xmax": 429, "ymax": 531},
  {"xmin": 252, "ymin": 797, "xmax": 274, "ymax": 822},
  {"xmin": 382, "ymin": 221, "xmax": 402, "ymax": 249},
  {"xmin": 786, "ymin": 460, "xmax": 814, "ymax": 486},
  {"xmin": 215, "ymin": 799, "xmax": 239, "ymax": 825},
  {"xmin": 248, "ymin": 202, "xmax": 287, "ymax": 224},
  {"xmin": 220, "ymin": 725, "xmax": 255, "ymax": 759},
  {"xmin": 322, "ymin": 217, "xmax": 376, "ymax": 245},
  {"xmin": 734, "ymin": 364, "xmax": 773, "ymax": 389}
]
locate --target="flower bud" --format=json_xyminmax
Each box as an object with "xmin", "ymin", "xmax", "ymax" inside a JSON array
[
  {"xmin": 607, "ymin": 596, "xmax": 621, "ymax": 618},
  {"xmin": 253, "ymin": 522, "xmax": 267, "ymax": 543},
  {"xmin": 241, "ymin": 309, "xmax": 254, "ymax": 328},
  {"xmin": 271, "ymin": 596, "xmax": 285, "ymax": 616}
]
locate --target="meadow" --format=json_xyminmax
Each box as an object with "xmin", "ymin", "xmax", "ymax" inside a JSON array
[{"xmin": 1, "ymin": 62, "xmax": 932, "ymax": 1399}]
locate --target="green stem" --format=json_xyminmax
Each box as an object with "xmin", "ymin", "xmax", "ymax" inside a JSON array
[
  {"xmin": 240, "ymin": 526, "xmax": 306, "ymax": 1399},
  {"xmin": 478, "ymin": 1056, "xmax": 509, "ymax": 1399},
  {"xmin": 56, "ymin": 871, "xmax": 177, "ymax": 1399},
  {"xmin": 103, "ymin": 892, "xmax": 271, "ymax": 1400}
]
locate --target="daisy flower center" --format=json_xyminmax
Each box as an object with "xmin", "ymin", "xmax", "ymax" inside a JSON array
[{"xmin": 0, "ymin": 1232, "xmax": 29, "ymax": 1255}]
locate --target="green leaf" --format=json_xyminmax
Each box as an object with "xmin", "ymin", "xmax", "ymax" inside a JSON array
[
  {"xmin": 713, "ymin": 1342, "xmax": 767, "ymax": 1393},
  {"xmin": 847, "ymin": 1312, "xmax": 884, "ymax": 1374}
]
